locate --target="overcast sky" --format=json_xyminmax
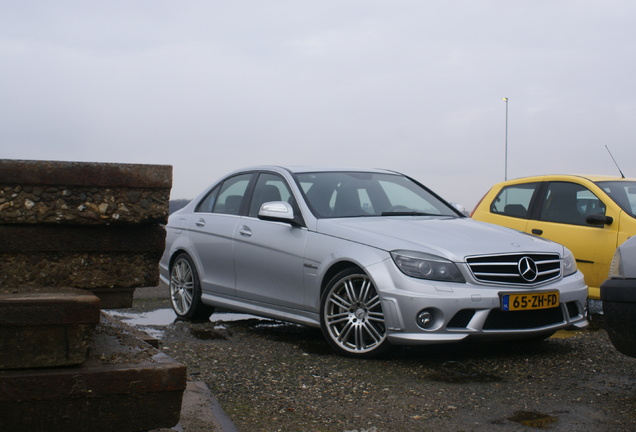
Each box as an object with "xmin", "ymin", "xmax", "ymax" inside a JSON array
[{"xmin": 2, "ymin": 1, "xmax": 635, "ymax": 208}]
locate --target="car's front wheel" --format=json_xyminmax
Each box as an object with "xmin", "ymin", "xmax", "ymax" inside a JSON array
[
  {"xmin": 320, "ymin": 268, "xmax": 390, "ymax": 358},
  {"xmin": 169, "ymin": 253, "xmax": 214, "ymax": 321}
]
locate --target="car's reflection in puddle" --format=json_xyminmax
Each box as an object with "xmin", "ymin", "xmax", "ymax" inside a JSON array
[{"xmin": 106, "ymin": 308, "xmax": 265, "ymax": 339}]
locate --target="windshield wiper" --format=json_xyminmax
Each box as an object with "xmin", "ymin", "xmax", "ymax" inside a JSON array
[{"xmin": 381, "ymin": 211, "xmax": 440, "ymax": 216}]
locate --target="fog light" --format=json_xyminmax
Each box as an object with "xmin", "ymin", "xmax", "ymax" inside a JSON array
[{"xmin": 417, "ymin": 310, "xmax": 434, "ymax": 329}]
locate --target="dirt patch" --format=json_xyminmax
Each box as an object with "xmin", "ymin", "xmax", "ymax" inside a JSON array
[{"xmin": 155, "ymin": 319, "xmax": 636, "ymax": 431}]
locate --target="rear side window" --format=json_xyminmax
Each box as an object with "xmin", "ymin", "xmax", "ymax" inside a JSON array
[
  {"xmin": 195, "ymin": 187, "xmax": 220, "ymax": 213},
  {"xmin": 490, "ymin": 183, "xmax": 539, "ymax": 219},
  {"xmin": 195, "ymin": 173, "xmax": 252, "ymax": 215},
  {"xmin": 214, "ymin": 174, "xmax": 252, "ymax": 215}
]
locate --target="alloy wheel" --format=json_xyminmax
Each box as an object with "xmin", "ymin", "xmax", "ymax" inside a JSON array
[
  {"xmin": 170, "ymin": 256, "xmax": 195, "ymax": 316},
  {"xmin": 323, "ymin": 272, "xmax": 388, "ymax": 356}
]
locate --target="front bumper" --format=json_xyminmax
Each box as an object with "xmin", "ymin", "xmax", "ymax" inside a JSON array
[{"xmin": 368, "ymin": 261, "xmax": 589, "ymax": 345}]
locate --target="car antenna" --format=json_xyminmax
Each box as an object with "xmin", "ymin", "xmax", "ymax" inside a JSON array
[{"xmin": 605, "ymin": 145, "xmax": 626, "ymax": 178}]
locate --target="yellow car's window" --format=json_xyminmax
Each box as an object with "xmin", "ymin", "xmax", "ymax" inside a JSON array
[
  {"xmin": 490, "ymin": 183, "xmax": 539, "ymax": 219},
  {"xmin": 540, "ymin": 182, "xmax": 606, "ymax": 226}
]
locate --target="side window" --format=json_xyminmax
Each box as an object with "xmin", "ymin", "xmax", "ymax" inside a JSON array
[
  {"xmin": 206, "ymin": 174, "xmax": 252, "ymax": 215},
  {"xmin": 195, "ymin": 174, "xmax": 253, "ymax": 214},
  {"xmin": 248, "ymin": 173, "xmax": 294, "ymax": 217},
  {"xmin": 195, "ymin": 186, "xmax": 220, "ymax": 213},
  {"xmin": 490, "ymin": 183, "xmax": 538, "ymax": 219},
  {"xmin": 540, "ymin": 182, "xmax": 605, "ymax": 226}
]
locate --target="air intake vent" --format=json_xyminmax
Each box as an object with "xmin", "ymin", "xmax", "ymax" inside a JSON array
[{"xmin": 483, "ymin": 307, "xmax": 564, "ymax": 329}]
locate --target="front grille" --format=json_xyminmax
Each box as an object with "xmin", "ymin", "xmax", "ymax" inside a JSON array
[
  {"xmin": 466, "ymin": 253, "xmax": 561, "ymax": 285},
  {"xmin": 483, "ymin": 307, "xmax": 564, "ymax": 330}
]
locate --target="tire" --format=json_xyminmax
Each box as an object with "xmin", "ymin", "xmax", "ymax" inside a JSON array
[
  {"xmin": 169, "ymin": 253, "xmax": 214, "ymax": 321},
  {"xmin": 320, "ymin": 268, "xmax": 390, "ymax": 358}
]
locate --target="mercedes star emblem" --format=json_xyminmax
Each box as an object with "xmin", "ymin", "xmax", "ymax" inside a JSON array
[{"xmin": 518, "ymin": 256, "xmax": 538, "ymax": 282}]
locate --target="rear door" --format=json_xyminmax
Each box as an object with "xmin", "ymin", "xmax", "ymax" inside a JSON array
[
  {"xmin": 477, "ymin": 182, "xmax": 540, "ymax": 232},
  {"xmin": 187, "ymin": 173, "xmax": 253, "ymax": 296}
]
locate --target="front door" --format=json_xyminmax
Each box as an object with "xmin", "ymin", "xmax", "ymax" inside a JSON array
[
  {"xmin": 529, "ymin": 181, "xmax": 618, "ymax": 297},
  {"xmin": 233, "ymin": 172, "xmax": 307, "ymax": 310}
]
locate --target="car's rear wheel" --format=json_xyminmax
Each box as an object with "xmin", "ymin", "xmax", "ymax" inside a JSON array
[
  {"xmin": 170, "ymin": 253, "xmax": 214, "ymax": 321},
  {"xmin": 320, "ymin": 268, "xmax": 390, "ymax": 358}
]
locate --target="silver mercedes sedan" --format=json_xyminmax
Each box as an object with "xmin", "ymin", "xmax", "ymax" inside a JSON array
[{"xmin": 160, "ymin": 166, "xmax": 589, "ymax": 358}]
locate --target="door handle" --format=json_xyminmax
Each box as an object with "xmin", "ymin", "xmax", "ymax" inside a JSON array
[
  {"xmin": 195, "ymin": 218, "xmax": 206, "ymax": 227},
  {"xmin": 239, "ymin": 226, "xmax": 252, "ymax": 237},
  {"xmin": 531, "ymin": 228, "xmax": 543, "ymax": 235}
]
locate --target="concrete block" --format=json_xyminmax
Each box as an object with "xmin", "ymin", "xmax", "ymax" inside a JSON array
[
  {"xmin": 0, "ymin": 288, "xmax": 100, "ymax": 369},
  {"xmin": 0, "ymin": 159, "xmax": 172, "ymax": 225},
  {"xmin": 0, "ymin": 315, "xmax": 187, "ymax": 432},
  {"xmin": 0, "ymin": 253, "xmax": 161, "ymax": 291},
  {"xmin": 0, "ymin": 160, "xmax": 172, "ymax": 189},
  {"xmin": 0, "ymin": 225, "xmax": 166, "ymax": 253}
]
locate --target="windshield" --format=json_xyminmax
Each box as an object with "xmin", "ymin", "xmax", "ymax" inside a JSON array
[
  {"xmin": 294, "ymin": 171, "xmax": 460, "ymax": 219},
  {"xmin": 596, "ymin": 181, "xmax": 636, "ymax": 218}
]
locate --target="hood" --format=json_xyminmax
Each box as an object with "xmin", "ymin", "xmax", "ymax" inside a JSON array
[{"xmin": 316, "ymin": 216, "xmax": 562, "ymax": 262}]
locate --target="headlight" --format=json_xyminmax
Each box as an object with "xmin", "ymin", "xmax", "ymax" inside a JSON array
[
  {"xmin": 608, "ymin": 247, "xmax": 623, "ymax": 278},
  {"xmin": 562, "ymin": 248, "xmax": 578, "ymax": 277},
  {"xmin": 391, "ymin": 250, "xmax": 465, "ymax": 283}
]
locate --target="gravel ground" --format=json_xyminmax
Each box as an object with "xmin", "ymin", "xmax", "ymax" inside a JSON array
[{"xmin": 131, "ymin": 287, "xmax": 636, "ymax": 432}]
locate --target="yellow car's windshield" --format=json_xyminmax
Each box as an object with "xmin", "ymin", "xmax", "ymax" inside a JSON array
[{"xmin": 596, "ymin": 181, "xmax": 636, "ymax": 218}]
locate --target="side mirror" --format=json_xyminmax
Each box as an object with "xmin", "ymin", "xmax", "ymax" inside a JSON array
[
  {"xmin": 586, "ymin": 213, "xmax": 614, "ymax": 226},
  {"xmin": 258, "ymin": 201, "xmax": 299, "ymax": 225}
]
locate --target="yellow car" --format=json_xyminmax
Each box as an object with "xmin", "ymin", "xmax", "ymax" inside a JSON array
[{"xmin": 472, "ymin": 175, "xmax": 636, "ymax": 305}]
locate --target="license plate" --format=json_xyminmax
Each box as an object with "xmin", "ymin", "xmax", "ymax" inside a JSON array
[{"xmin": 501, "ymin": 291, "xmax": 560, "ymax": 311}]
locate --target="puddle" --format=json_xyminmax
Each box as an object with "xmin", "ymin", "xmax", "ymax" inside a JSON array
[
  {"xmin": 508, "ymin": 410, "xmax": 557, "ymax": 428},
  {"xmin": 109, "ymin": 308, "xmax": 177, "ymax": 327},
  {"xmin": 106, "ymin": 308, "xmax": 265, "ymax": 339},
  {"xmin": 550, "ymin": 329, "xmax": 584, "ymax": 339}
]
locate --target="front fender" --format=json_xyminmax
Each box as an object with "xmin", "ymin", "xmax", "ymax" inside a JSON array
[{"xmin": 302, "ymin": 232, "xmax": 391, "ymax": 312}]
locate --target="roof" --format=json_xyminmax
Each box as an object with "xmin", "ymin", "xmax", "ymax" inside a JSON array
[
  {"xmin": 230, "ymin": 165, "xmax": 399, "ymax": 175},
  {"xmin": 501, "ymin": 174, "xmax": 636, "ymax": 184}
]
